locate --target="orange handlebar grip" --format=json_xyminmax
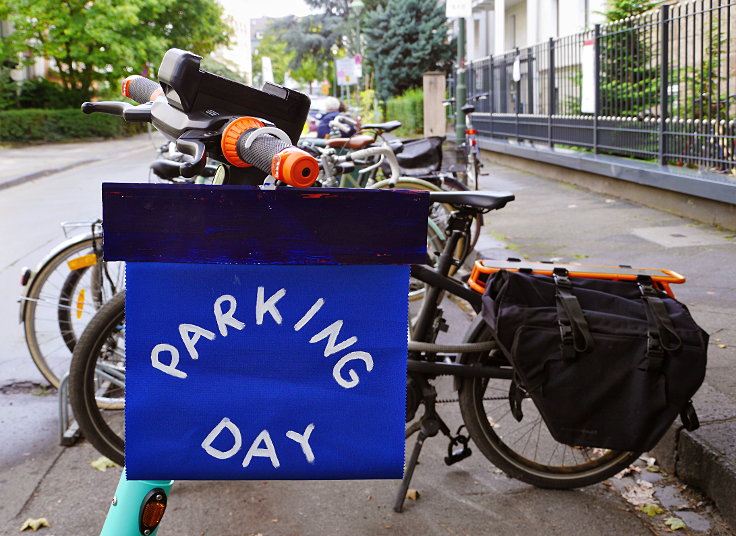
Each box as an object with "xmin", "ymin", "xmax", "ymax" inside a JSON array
[
  {"xmin": 220, "ymin": 117, "xmax": 265, "ymax": 167},
  {"xmin": 271, "ymin": 147, "xmax": 320, "ymax": 188}
]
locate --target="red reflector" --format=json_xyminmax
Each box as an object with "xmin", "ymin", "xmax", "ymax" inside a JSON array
[
  {"xmin": 471, "ymin": 140, "xmax": 477, "ymax": 146},
  {"xmin": 466, "ymin": 129, "xmax": 477, "ymax": 135}
]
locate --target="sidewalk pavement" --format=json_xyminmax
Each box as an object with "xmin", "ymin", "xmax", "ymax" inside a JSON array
[
  {"xmin": 472, "ymin": 156, "xmax": 736, "ymax": 530},
  {"xmin": 1, "ymin": 138, "xmax": 735, "ymax": 533},
  {"xmin": 0, "ymin": 132, "xmax": 165, "ymax": 190}
]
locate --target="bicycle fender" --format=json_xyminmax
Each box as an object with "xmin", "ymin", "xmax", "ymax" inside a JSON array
[{"xmin": 19, "ymin": 232, "xmax": 97, "ymax": 323}]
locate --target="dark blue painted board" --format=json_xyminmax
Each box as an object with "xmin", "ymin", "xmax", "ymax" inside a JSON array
[{"xmin": 102, "ymin": 184, "xmax": 429, "ymax": 265}]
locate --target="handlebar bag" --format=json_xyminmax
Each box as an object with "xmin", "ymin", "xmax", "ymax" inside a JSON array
[{"xmin": 480, "ymin": 268, "xmax": 708, "ymax": 452}]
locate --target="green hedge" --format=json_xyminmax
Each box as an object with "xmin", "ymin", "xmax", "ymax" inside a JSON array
[
  {"xmin": 0, "ymin": 108, "xmax": 145, "ymax": 143},
  {"xmin": 386, "ymin": 88, "xmax": 424, "ymax": 137}
]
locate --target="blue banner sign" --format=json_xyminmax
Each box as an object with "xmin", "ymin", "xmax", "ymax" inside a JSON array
[
  {"xmin": 103, "ymin": 184, "xmax": 428, "ymax": 481},
  {"xmin": 125, "ymin": 263, "xmax": 409, "ymax": 480}
]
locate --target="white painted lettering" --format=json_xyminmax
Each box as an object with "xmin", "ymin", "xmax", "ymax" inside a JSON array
[
  {"xmin": 201, "ymin": 417, "xmax": 242, "ymax": 460},
  {"xmin": 309, "ymin": 320, "xmax": 357, "ymax": 357},
  {"xmin": 256, "ymin": 287, "xmax": 286, "ymax": 325},
  {"xmin": 242, "ymin": 430, "xmax": 280, "ymax": 468},
  {"xmin": 333, "ymin": 351, "xmax": 374, "ymax": 388},
  {"xmin": 285, "ymin": 423, "xmax": 316, "ymax": 463},
  {"xmin": 294, "ymin": 298, "xmax": 325, "ymax": 332},
  {"xmin": 151, "ymin": 344, "xmax": 187, "ymax": 379},
  {"xmin": 179, "ymin": 323, "xmax": 216, "ymax": 359},
  {"xmin": 214, "ymin": 294, "xmax": 245, "ymax": 336}
]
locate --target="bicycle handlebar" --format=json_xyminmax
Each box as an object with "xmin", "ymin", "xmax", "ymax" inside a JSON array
[
  {"xmin": 343, "ymin": 145, "xmax": 400, "ymax": 182},
  {"xmin": 122, "ymin": 75, "xmax": 164, "ymax": 104}
]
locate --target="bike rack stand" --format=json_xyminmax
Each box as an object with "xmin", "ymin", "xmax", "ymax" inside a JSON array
[{"xmin": 58, "ymin": 372, "xmax": 81, "ymax": 446}]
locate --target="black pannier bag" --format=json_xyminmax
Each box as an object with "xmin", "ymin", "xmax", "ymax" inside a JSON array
[{"xmin": 481, "ymin": 268, "xmax": 708, "ymax": 452}]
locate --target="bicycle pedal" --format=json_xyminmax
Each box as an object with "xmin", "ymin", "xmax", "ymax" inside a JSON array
[{"xmin": 444, "ymin": 446, "xmax": 472, "ymax": 466}]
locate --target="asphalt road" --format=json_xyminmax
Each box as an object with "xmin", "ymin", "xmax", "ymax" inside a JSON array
[{"xmin": 0, "ymin": 142, "xmax": 732, "ymax": 535}]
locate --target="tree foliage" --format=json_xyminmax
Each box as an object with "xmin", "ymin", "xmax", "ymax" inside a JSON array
[
  {"xmin": 598, "ymin": 0, "xmax": 660, "ymax": 116},
  {"xmin": 362, "ymin": 0, "xmax": 453, "ymax": 100},
  {"xmin": 270, "ymin": 14, "xmax": 346, "ymax": 87},
  {"xmin": 0, "ymin": 0, "xmax": 230, "ymax": 98}
]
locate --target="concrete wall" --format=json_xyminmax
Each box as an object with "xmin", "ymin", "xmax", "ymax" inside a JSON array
[{"xmin": 481, "ymin": 147, "xmax": 736, "ymax": 232}]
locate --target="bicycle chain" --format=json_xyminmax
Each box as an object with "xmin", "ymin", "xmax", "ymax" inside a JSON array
[{"xmin": 436, "ymin": 394, "xmax": 507, "ymax": 404}]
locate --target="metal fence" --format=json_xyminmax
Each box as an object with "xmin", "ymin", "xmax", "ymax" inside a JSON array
[{"xmin": 465, "ymin": 0, "xmax": 736, "ymax": 173}]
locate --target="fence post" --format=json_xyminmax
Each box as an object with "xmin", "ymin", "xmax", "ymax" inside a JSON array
[
  {"xmin": 548, "ymin": 38, "xmax": 555, "ymax": 147},
  {"xmin": 527, "ymin": 47, "xmax": 534, "ymax": 114},
  {"xmin": 658, "ymin": 4, "xmax": 670, "ymax": 165},
  {"xmin": 489, "ymin": 56, "xmax": 494, "ymax": 138},
  {"xmin": 594, "ymin": 24, "xmax": 600, "ymax": 154}
]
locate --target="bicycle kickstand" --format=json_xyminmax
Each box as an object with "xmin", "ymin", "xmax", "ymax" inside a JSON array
[{"xmin": 393, "ymin": 381, "xmax": 453, "ymax": 513}]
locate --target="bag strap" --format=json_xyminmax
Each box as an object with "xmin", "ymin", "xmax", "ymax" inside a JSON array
[
  {"xmin": 636, "ymin": 275, "xmax": 683, "ymax": 373},
  {"xmin": 553, "ymin": 268, "xmax": 594, "ymax": 360}
]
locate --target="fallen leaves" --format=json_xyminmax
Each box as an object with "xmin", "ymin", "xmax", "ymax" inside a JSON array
[
  {"xmin": 90, "ymin": 456, "xmax": 118, "ymax": 472},
  {"xmin": 641, "ymin": 504, "xmax": 664, "ymax": 516},
  {"xmin": 622, "ymin": 479, "xmax": 655, "ymax": 506},
  {"xmin": 19, "ymin": 518, "xmax": 49, "ymax": 532},
  {"xmin": 405, "ymin": 489, "xmax": 420, "ymax": 501},
  {"xmin": 664, "ymin": 517, "xmax": 687, "ymax": 530}
]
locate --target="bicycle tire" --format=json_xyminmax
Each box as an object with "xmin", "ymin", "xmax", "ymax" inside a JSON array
[
  {"xmin": 69, "ymin": 291, "xmax": 126, "ymax": 466},
  {"xmin": 457, "ymin": 316, "xmax": 640, "ymax": 489},
  {"xmin": 22, "ymin": 235, "xmax": 124, "ymax": 387}
]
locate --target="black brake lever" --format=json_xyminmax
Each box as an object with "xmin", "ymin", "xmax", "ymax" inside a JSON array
[
  {"xmin": 81, "ymin": 101, "xmax": 152, "ymax": 122},
  {"xmin": 176, "ymin": 136, "xmax": 207, "ymax": 178}
]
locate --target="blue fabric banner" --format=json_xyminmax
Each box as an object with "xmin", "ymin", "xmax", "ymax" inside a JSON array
[{"xmin": 124, "ymin": 262, "xmax": 408, "ymax": 480}]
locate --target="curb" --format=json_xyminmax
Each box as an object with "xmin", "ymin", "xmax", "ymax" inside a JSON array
[{"xmin": 0, "ymin": 159, "xmax": 100, "ymax": 192}]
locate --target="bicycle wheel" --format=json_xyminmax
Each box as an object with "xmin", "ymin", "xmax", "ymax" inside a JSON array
[
  {"xmin": 69, "ymin": 291, "xmax": 126, "ymax": 465},
  {"xmin": 457, "ymin": 316, "xmax": 639, "ymax": 489},
  {"xmin": 22, "ymin": 234, "xmax": 124, "ymax": 387}
]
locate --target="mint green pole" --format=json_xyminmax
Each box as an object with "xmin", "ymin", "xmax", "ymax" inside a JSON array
[{"xmin": 99, "ymin": 469, "xmax": 174, "ymax": 536}]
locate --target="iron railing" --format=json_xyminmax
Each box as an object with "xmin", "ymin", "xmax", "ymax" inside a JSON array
[{"xmin": 465, "ymin": 0, "xmax": 736, "ymax": 174}]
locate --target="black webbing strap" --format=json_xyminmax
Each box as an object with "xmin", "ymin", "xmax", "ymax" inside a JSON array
[
  {"xmin": 552, "ymin": 268, "xmax": 594, "ymax": 359},
  {"xmin": 636, "ymin": 275, "xmax": 682, "ymax": 373}
]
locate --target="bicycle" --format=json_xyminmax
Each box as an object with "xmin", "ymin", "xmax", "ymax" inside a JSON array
[
  {"xmin": 19, "ymin": 221, "xmax": 124, "ymax": 387},
  {"xmin": 69, "ymin": 189, "xmax": 659, "ymax": 525},
  {"xmin": 445, "ymin": 94, "xmax": 487, "ymax": 190}
]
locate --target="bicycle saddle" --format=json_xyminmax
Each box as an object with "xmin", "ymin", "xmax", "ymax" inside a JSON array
[
  {"xmin": 429, "ymin": 191, "xmax": 515, "ymax": 211},
  {"xmin": 361, "ymin": 120, "xmax": 402, "ymax": 132},
  {"xmin": 326, "ymin": 134, "xmax": 374, "ymax": 150}
]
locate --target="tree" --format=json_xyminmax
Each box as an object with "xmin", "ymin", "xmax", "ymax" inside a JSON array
[
  {"xmin": 362, "ymin": 0, "xmax": 453, "ymax": 101},
  {"xmin": 270, "ymin": 14, "xmax": 346, "ymax": 89},
  {"xmin": 598, "ymin": 0, "xmax": 660, "ymax": 116},
  {"xmin": 252, "ymin": 31, "xmax": 295, "ymax": 86},
  {"xmin": 0, "ymin": 0, "xmax": 230, "ymax": 98}
]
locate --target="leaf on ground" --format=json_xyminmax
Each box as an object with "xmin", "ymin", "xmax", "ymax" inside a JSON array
[
  {"xmin": 19, "ymin": 518, "xmax": 50, "ymax": 531},
  {"xmin": 718, "ymin": 344, "xmax": 728, "ymax": 349},
  {"xmin": 90, "ymin": 456, "xmax": 118, "ymax": 472},
  {"xmin": 405, "ymin": 489, "xmax": 420, "ymax": 501},
  {"xmin": 614, "ymin": 464, "xmax": 641, "ymax": 479},
  {"xmin": 622, "ymin": 480, "xmax": 655, "ymax": 506},
  {"xmin": 665, "ymin": 517, "xmax": 686, "ymax": 530},
  {"xmin": 641, "ymin": 504, "xmax": 664, "ymax": 516}
]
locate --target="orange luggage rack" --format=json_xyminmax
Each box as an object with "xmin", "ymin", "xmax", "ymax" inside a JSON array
[{"xmin": 468, "ymin": 258, "xmax": 686, "ymax": 298}]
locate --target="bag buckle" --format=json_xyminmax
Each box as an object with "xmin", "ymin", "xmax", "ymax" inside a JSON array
[{"xmin": 643, "ymin": 332, "xmax": 665, "ymax": 372}]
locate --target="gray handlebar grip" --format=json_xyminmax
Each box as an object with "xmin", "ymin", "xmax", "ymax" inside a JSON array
[
  {"xmin": 236, "ymin": 131, "xmax": 291, "ymax": 175},
  {"xmin": 122, "ymin": 75, "xmax": 163, "ymax": 104}
]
